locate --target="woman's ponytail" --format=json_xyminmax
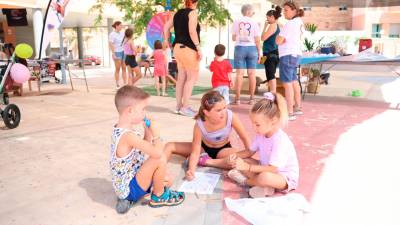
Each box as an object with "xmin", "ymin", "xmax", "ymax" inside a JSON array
[{"xmin": 274, "ymin": 6, "xmax": 282, "ymax": 19}]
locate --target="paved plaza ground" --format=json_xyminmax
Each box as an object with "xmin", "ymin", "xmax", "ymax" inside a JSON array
[{"xmin": 1, "ymin": 65, "xmax": 399, "ymax": 225}]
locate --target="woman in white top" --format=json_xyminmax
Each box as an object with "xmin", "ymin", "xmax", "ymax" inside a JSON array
[
  {"xmin": 276, "ymin": 1, "xmax": 304, "ymax": 121},
  {"xmin": 232, "ymin": 4, "xmax": 262, "ymax": 105},
  {"xmin": 109, "ymin": 21, "xmax": 127, "ymax": 88}
]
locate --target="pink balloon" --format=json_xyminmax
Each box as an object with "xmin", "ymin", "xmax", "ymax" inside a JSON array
[{"xmin": 10, "ymin": 63, "xmax": 31, "ymax": 84}]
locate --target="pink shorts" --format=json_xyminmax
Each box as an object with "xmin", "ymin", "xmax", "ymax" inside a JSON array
[{"xmin": 280, "ymin": 173, "xmax": 298, "ymax": 193}]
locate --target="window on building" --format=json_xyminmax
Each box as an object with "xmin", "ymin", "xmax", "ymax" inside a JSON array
[
  {"xmin": 372, "ymin": 24, "xmax": 382, "ymax": 38},
  {"xmin": 389, "ymin": 23, "xmax": 400, "ymax": 38},
  {"xmin": 303, "ymin": 7, "xmax": 312, "ymax": 11},
  {"xmin": 339, "ymin": 5, "xmax": 347, "ymax": 11}
]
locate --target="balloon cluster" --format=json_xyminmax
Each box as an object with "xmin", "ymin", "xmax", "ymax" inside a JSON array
[{"xmin": 10, "ymin": 43, "xmax": 33, "ymax": 84}]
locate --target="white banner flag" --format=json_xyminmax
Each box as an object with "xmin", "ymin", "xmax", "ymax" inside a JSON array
[{"xmin": 41, "ymin": 0, "xmax": 72, "ymax": 55}]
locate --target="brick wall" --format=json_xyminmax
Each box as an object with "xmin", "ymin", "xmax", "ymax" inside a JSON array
[{"xmin": 301, "ymin": 7, "xmax": 353, "ymax": 31}]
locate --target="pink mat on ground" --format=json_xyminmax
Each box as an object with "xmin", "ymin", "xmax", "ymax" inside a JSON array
[{"xmin": 222, "ymin": 97, "xmax": 388, "ymax": 225}]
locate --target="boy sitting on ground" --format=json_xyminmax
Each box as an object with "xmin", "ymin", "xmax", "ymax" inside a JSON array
[{"xmin": 110, "ymin": 85, "xmax": 185, "ymax": 214}]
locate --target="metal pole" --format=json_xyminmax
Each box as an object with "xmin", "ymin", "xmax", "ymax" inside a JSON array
[
  {"xmin": 101, "ymin": 27, "xmax": 105, "ymax": 67},
  {"xmin": 59, "ymin": 26, "xmax": 67, "ymax": 84}
]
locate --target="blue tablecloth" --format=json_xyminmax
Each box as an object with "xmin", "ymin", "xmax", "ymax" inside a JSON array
[
  {"xmin": 299, "ymin": 55, "xmax": 339, "ymax": 65},
  {"xmin": 209, "ymin": 55, "xmax": 339, "ymax": 69}
]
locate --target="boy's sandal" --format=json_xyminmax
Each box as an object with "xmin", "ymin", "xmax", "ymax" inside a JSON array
[{"xmin": 149, "ymin": 187, "xmax": 185, "ymax": 208}]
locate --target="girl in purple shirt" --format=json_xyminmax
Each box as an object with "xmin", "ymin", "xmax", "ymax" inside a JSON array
[{"xmin": 228, "ymin": 92, "xmax": 299, "ymax": 198}]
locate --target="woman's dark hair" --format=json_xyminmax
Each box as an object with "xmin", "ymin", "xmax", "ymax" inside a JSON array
[
  {"xmin": 112, "ymin": 21, "xmax": 122, "ymax": 29},
  {"xmin": 125, "ymin": 28, "xmax": 133, "ymax": 39},
  {"xmin": 194, "ymin": 90, "xmax": 225, "ymax": 121},
  {"xmin": 185, "ymin": 0, "xmax": 198, "ymax": 8},
  {"xmin": 283, "ymin": 1, "xmax": 304, "ymax": 18},
  {"xmin": 267, "ymin": 6, "xmax": 282, "ymax": 19},
  {"xmin": 154, "ymin": 40, "xmax": 163, "ymax": 50}
]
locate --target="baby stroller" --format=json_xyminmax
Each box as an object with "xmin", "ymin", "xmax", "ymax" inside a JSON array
[
  {"xmin": 0, "ymin": 58, "xmax": 21, "ymax": 129},
  {"xmin": 0, "ymin": 43, "xmax": 25, "ymax": 129}
]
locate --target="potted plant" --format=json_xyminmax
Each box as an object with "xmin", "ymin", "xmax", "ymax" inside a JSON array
[
  {"xmin": 305, "ymin": 23, "xmax": 318, "ymax": 34},
  {"xmin": 302, "ymin": 23, "xmax": 323, "ymax": 76}
]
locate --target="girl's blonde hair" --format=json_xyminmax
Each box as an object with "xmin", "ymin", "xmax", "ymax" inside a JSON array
[
  {"xmin": 251, "ymin": 92, "xmax": 288, "ymax": 126},
  {"xmin": 194, "ymin": 90, "xmax": 225, "ymax": 121}
]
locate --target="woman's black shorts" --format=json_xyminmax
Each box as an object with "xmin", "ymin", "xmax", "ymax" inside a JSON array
[
  {"xmin": 263, "ymin": 50, "xmax": 279, "ymax": 81},
  {"xmin": 125, "ymin": 55, "xmax": 138, "ymax": 68}
]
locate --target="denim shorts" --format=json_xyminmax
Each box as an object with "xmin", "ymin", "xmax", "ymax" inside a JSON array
[
  {"xmin": 114, "ymin": 51, "xmax": 125, "ymax": 60},
  {"xmin": 234, "ymin": 46, "xmax": 258, "ymax": 69},
  {"xmin": 214, "ymin": 85, "xmax": 230, "ymax": 104},
  {"xmin": 279, "ymin": 55, "xmax": 300, "ymax": 83},
  {"xmin": 125, "ymin": 176, "xmax": 151, "ymax": 202}
]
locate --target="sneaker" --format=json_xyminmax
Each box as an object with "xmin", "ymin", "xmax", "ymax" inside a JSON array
[
  {"xmin": 174, "ymin": 107, "xmax": 181, "ymax": 114},
  {"xmin": 227, "ymin": 169, "xmax": 247, "ymax": 186},
  {"xmin": 249, "ymin": 186, "xmax": 275, "ymax": 198},
  {"xmin": 198, "ymin": 153, "xmax": 210, "ymax": 167},
  {"xmin": 248, "ymin": 99, "xmax": 256, "ymax": 105},
  {"xmin": 288, "ymin": 113, "xmax": 297, "ymax": 121},
  {"xmin": 115, "ymin": 199, "xmax": 135, "ymax": 214},
  {"xmin": 179, "ymin": 107, "xmax": 196, "ymax": 118},
  {"xmin": 294, "ymin": 108, "xmax": 303, "ymax": 116},
  {"xmin": 187, "ymin": 107, "xmax": 197, "ymax": 114},
  {"xmin": 232, "ymin": 100, "xmax": 241, "ymax": 105}
]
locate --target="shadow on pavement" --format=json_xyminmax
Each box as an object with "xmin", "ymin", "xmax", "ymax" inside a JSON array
[{"xmin": 79, "ymin": 178, "xmax": 116, "ymax": 209}]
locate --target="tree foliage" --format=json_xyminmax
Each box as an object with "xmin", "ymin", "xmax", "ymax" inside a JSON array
[{"xmin": 91, "ymin": 0, "xmax": 231, "ymax": 36}]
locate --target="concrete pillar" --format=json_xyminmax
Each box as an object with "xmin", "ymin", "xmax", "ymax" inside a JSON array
[
  {"xmin": 107, "ymin": 18, "xmax": 113, "ymax": 35},
  {"xmin": 46, "ymin": 44, "xmax": 51, "ymax": 56},
  {"xmin": 107, "ymin": 18, "xmax": 113, "ymax": 67},
  {"xmin": 59, "ymin": 26, "xmax": 67, "ymax": 84},
  {"xmin": 32, "ymin": 8, "xmax": 44, "ymax": 58},
  {"xmin": 227, "ymin": 0, "xmax": 231, "ymax": 59},
  {"xmin": 77, "ymin": 27, "xmax": 84, "ymax": 67}
]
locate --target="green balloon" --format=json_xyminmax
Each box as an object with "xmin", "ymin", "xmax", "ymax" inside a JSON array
[{"xmin": 15, "ymin": 43, "xmax": 33, "ymax": 59}]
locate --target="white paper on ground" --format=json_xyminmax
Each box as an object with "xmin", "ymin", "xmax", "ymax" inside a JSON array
[
  {"xmin": 178, "ymin": 172, "xmax": 220, "ymax": 194},
  {"xmin": 225, "ymin": 193, "xmax": 311, "ymax": 225}
]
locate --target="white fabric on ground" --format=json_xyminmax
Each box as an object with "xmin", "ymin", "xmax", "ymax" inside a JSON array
[{"xmin": 225, "ymin": 193, "xmax": 310, "ymax": 225}]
